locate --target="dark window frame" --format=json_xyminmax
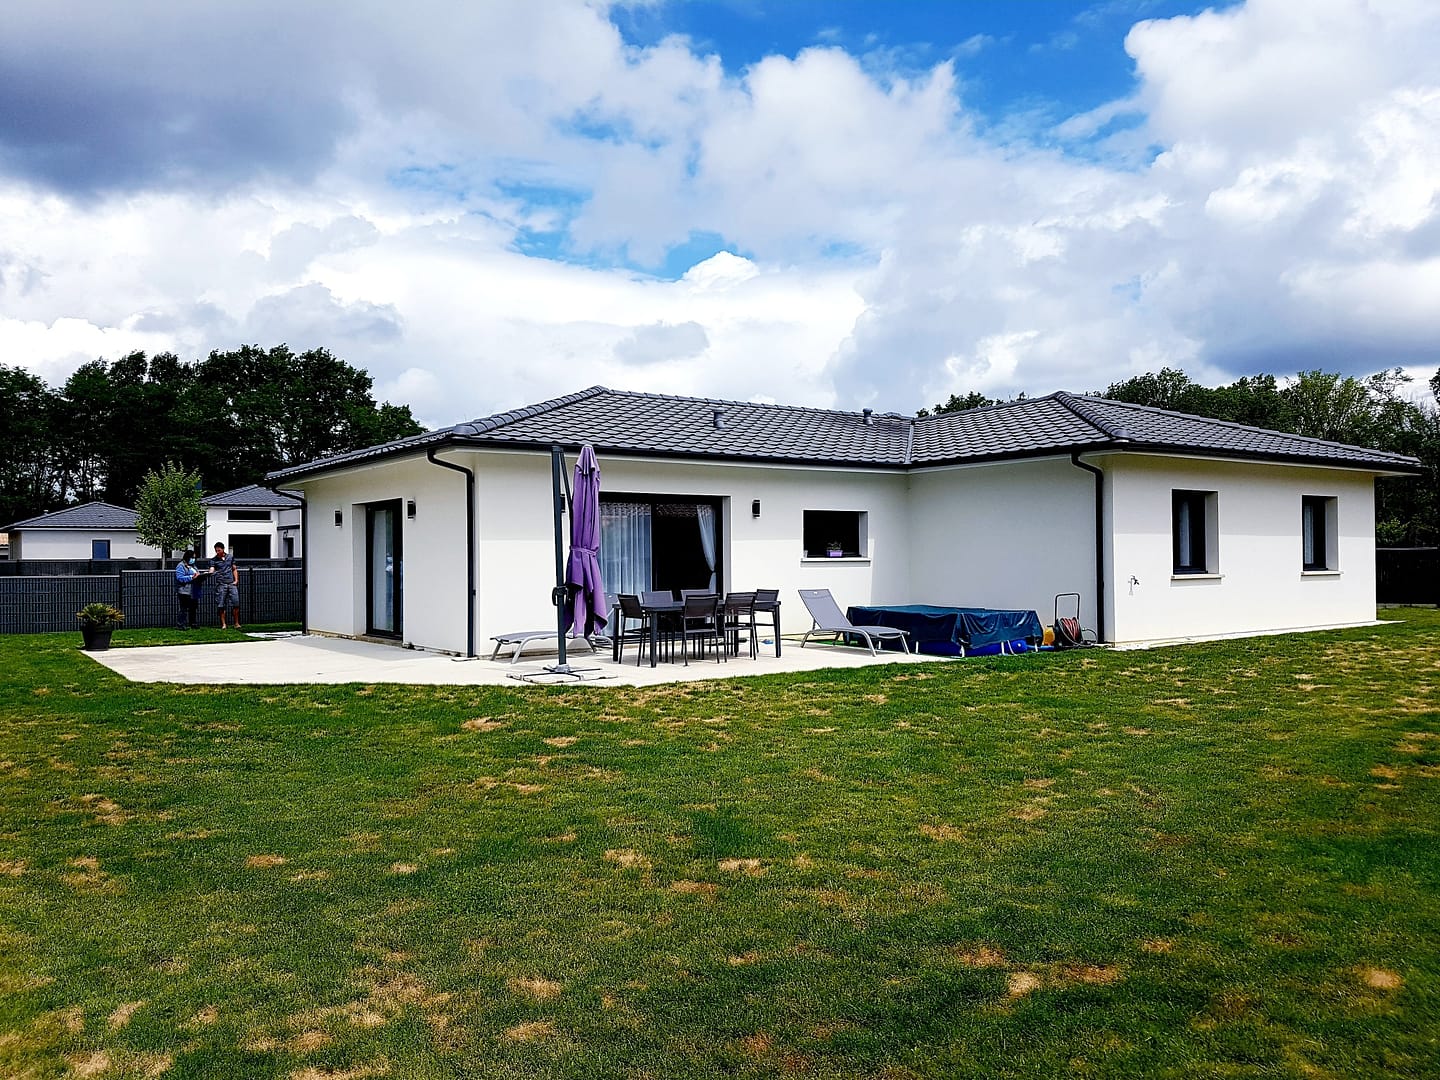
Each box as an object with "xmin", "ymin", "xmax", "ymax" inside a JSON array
[
  {"xmin": 91, "ymin": 538, "xmax": 111, "ymax": 560},
  {"xmin": 803, "ymin": 510, "xmax": 866, "ymax": 559},
  {"xmin": 1302, "ymin": 495, "xmax": 1335, "ymax": 571},
  {"xmin": 227, "ymin": 509, "xmax": 272, "ymax": 522},
  {"xmin": 1171, "ymin": 490, "xmax": 1210, "ymax": 575}
]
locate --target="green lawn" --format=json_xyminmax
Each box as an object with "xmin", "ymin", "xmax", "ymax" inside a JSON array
[{"xmin": 1, "ymin": 612, "xmax": 1437, "ymax": 1079}]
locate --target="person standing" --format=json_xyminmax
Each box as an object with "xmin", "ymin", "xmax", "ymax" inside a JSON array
[
  {"xmin": 211, "ymin": 541, "xmax": 242, "ymax": 630},
  {"xmin": 174, "ymin": 549, "xmax": 201, "ymax": 629}
]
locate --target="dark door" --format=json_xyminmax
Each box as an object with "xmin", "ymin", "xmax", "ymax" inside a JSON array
[{"xmin": 366, "ymin": 501, "xmax": 402, "ymax": 637}]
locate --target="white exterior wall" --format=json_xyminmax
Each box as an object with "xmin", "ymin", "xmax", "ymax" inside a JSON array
[
  {"xmin": 293, "ymin": 456, "xmax": 469, "ymax": 652},
  {"xmin": 13, "ymin": 530, "xmax": 159, "ymax": 560},
  {"xmin": 1107, "ymin": 455, "xmax": 1377, "ymax": 643},
  {"xmin": 473, "ymin": 450, "xmax": 913, "ymax": 646},
  {"xmin": 906, "ymin": 457, "xmax": 1099, "ymax": 631},
  {"xmin": 291, "ymin": 445, "xmax": 1384, "ymax": 655}
]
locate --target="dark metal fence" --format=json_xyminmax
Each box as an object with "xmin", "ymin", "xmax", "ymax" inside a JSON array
[
  {"xmin": 1376, "ymin": 548, "xmax": 1439, "ymax": 606},
  {"xmin": 0, "ymin": 558, "xmax": 299, "ymax": 576},
  {"xmin": 0, "ymin": 567, "xmax": 303, "ymax": 633}
]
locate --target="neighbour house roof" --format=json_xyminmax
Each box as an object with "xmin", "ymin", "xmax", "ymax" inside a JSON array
[
  {"xmin": 201, "ymin": 483, "xmax": 301, "ymax": 508},
  {"xmin": 267, "ymin": 385, "xmax": 1422, "ymax": 483},
  {"xmin": 3, "ymin": 501, "xmax": 140, "ymax": 531}
]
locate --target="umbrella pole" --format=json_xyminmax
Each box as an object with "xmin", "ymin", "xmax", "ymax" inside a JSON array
[{"xmin": 549, "ymin": 445, "xmax": 571, "ymax": 672}]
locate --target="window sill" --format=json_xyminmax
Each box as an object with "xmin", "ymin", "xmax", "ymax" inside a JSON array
[
  {"xmin": 801, "ymin": 556, "xmax": 871, "ymax": 565},
  {"xmin": 1301, "ymin": 569, "xmax": 1342, "ymax": 577},
  {"xmin": 1171, "ymin": 572, "xmax": 1223, "ymax": 581}
]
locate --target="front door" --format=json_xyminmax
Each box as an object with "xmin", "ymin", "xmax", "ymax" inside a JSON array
[{"xmin": 366, "ymin": 501, "xmax": 402, "ymax": 637}]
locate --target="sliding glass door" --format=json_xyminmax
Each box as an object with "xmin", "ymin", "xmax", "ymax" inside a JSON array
[{"xmin": 600, "ymin": 496, "xmax": 721, "ymax": 605}]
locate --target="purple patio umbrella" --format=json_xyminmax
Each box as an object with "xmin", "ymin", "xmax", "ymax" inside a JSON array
[{"xmin": 561, "ymin": 443, "xmax": 607, "ymax": 639}]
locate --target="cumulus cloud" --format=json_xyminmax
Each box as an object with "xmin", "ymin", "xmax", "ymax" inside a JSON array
[{"xmin": 0, "ymin": 0, "xmax": 1438, "ymax": 423}]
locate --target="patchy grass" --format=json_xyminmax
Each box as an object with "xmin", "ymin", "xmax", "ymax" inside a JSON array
[{"xmin": 0, "ymin": 609, "xmax": 1437, "ymax": 1077}]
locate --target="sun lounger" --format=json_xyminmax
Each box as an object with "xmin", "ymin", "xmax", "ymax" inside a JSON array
[
  {"xmin": 489, "ymin": 630, "xmax": 595, "ymax": 664},
  {"xmin": 797, "ymin": 589, "xmax": 910, "ymax": 656}
]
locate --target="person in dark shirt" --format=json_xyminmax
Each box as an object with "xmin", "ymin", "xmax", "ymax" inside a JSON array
[{"xmin": 211, "ymin": 541, "xmax": 241, "ymax": 629}]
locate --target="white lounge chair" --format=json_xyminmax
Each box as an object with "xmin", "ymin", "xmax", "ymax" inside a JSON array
[{"xmin": 797, "ymin": 589, "xmax": 910, "ymax": 656}]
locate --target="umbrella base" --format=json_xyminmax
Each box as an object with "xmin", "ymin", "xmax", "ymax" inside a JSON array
[{"xmin": 507, "ymin": 663, "xmax": 612, "ymax": 684}]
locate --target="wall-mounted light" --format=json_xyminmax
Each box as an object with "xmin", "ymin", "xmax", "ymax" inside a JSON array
[
  {"xmin": 751, "ymin": 499, "xmax": 761, "ymax": 519},
  {"xmin": 333, "ymin": 510, "xmax": 343, "ymax": 527},
  {"xmin": 406, "ymin": 499, "xmax": 417, "ymax": 519}
]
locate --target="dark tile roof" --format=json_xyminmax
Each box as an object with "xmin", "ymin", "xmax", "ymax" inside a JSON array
[
  {"xmin": 267, "ymin": 385, "xmax": 1421, "ymax": 482},
  {"xmin": 201, "ymin": 483, "xmax": 301, "ymax": 508},
  {"xmin": 4, "ymin": 501, "xmax": 139, "ymax": 531}
]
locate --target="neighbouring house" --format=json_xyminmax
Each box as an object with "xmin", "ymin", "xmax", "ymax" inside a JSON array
[
  {"xmin": 266, "ymin": 386, "xmax": 1420, "ymax": 654},
  {"xmin": 201, "ymin": 484, "xmax": 303, "ymax": 560},
  {"xmin": 2, "ymin": 501, "xmax": 162, "ymax": 561}
]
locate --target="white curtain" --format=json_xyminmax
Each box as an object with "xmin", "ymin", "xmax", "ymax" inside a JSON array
[
  {"xmin": 696, "ymin": 504, "xmax": 717, "ymax": 591},
  {"xmin": 1302, "ymin": 501, "xmax": 1316, "ymax": 566},
  {"xmin": 600, "ymin": 501, "xmax": 652, "ymax": 608}
]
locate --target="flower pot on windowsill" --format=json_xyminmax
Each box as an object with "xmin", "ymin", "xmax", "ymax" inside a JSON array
[{"xmin": 826, "ymin": 545, "xmax": 845, "ymax": 558}]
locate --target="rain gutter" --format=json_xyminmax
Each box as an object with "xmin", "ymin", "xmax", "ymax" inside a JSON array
[
  {"xmin": 1069, "ymin": 452, "xmax": 1106, "ymax": 644},
  {"xmin": 426, "ymin": 445, "xmax": 476, "ymax": 658}
]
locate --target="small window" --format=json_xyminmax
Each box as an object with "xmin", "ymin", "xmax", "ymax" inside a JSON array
[
  {"xmin": 1302, "ymin": 496, "xmax": 1337, "ymax": 571},
  {"xmin": 227, "ymin": 509, "xmax": 272, "ymax": 521},
  {"xmin": 91, "ymin": 539, "xmax": 111, "ymax": 560},
  {"xmin": 803, "ymin": 510, "xmax": 867, "ymax": 558},
  {"xmin": 1172, "ymin": 490, "xmax": 1215, "ymax": 575}
]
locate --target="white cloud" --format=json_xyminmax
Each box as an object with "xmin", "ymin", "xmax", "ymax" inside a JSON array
[{"xmin": 0, "ymin": 0, "xmax": 1438, "ymax": 427}]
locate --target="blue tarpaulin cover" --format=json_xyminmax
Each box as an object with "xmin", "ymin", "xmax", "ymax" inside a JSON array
[{"xmin": 846, "ymin": 604, "xmax": 1044, "ymax": 655}]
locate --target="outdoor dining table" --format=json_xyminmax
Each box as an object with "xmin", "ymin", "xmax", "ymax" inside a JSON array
[{"xmin": 611, "ymin": 598, "xmax": 683, "ymax": 667}]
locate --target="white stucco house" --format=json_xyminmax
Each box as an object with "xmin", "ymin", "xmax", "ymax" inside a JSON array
[
  {"xmin": 2, "ymin": 501, "xmax": 162, "ymax": 561},
  {"xmin": 201, "ymin": 484, "xmax": 303, "ymax": 559},
  {"xmin": 266, "ymin": 386, "xmax": 1420, "ymax": 655}
]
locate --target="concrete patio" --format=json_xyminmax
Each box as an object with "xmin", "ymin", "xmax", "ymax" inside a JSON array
[{"xmin": 87, "ymin": 631, "xmax": 958, "ymax": 687}]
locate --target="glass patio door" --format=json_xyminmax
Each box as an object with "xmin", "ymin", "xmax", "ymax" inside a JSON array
[{"xmin": 367, "ymin": 501, "xmax": 402, "ymax": 637}]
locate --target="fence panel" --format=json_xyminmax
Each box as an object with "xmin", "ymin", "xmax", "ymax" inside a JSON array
[
  {"xmin": 0, "ymin": 568, "xmax": 304, "ymax": 633},
  {"xmin": 0, "ymin": 577, "xmax": 121, "ymax": 633},
  {"xmin": 1376, "ymin": 548, "xmax": 1439, "ymax": 606}
]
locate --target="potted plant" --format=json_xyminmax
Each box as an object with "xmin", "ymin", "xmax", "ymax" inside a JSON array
[
  {"xmin": 826, "ymin": 540, "xmax": 845, "ymax": 558},
  {"xmin": 77, "ymin": 603, "xmax": 124, "ymax": 651}
]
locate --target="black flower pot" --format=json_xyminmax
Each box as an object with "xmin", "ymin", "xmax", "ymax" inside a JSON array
[{"xmin": 81, "ymin": 627, "xmax": 113, "ymax": 651}]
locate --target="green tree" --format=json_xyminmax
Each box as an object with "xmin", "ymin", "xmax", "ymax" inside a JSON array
[
  {"xmin": 0, "ymin": 365, "xmax": 61, "ymax": 525},
  {"xmin": 134, "ymin": 462, "xmax": 206, "ymax": 559},
  {"xmin": 916, "ymin": 390, "xmax": 1000, "ymax": 417}
]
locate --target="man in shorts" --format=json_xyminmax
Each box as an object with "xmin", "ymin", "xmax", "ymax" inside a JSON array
[{"xmin": 211, "ymin": 541, "xmax": 242, "ymax": 629}]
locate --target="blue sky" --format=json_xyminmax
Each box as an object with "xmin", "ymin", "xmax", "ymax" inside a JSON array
[
  {"xmin": 0, "ymin": 0, "xmax": 1436, "ymax": 422},
  {"xmin": 615, "ymin": 0, "xmax": 1227, "ymax": 119}
]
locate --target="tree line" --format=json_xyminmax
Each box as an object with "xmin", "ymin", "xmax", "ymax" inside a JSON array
[
  {"xmin": 920, "ymin": 366, "xmax": 1440, "ymax": 547},
  {"xmin": 0, "ymin": 345, "xmax": 423, "ymax": 526}
]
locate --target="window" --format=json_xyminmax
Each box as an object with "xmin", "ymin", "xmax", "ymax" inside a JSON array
[
  {"xmin": 1172, "ymin": 490, "xmax": 1215, "ymax": 575},
  {"xmin": 803, "ymin": 510, "xmax": 867, "ymax": 558},
  {"xmin": 1302, "ymin": 496, "xmax": 1337, "ymax": 571},
  {"xmin": 229, "ymin": 534, "xmax": 271, "ymax": 559},
  {"xmin": 228, "ymin": 509, "xmax": 271, "ymax": 522},
  {"xmin": 91, "ymin": 539, "xmax": 111, "ymax": 560}
]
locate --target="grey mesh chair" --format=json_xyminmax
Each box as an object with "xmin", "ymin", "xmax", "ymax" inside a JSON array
[
  {"xmin": 797, "ymin": 589, "xmax": 910, "ymax": 655},
  {"xmin": 753, "ymin": 588, "xmax": 781, "ymax": 656}
]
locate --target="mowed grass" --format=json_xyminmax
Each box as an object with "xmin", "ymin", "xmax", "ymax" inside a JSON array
[{"xmin": 1, "ymin": 612, "xmax": 1437, "ymax": 1079}]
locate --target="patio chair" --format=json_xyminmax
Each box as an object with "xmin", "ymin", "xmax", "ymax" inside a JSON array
[
  {"xmin": 680, "ymin": 593, "xmax": 725, "ymax": 665},
  {"xmin": 722, "ymin": 591, "xmax": 757, "ymax": 659},
  {"xmin": 797, "ymin": 589, "xmax": 910, "ymax": 656},
  {"xmin": 614, "ymin": 594, "xmax": 657, "ymax": 666},
  {"xmin": 753, "ymin": 588, "xmax": 781, "ymax": 657}
]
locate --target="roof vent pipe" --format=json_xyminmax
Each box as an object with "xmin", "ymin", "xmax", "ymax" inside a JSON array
[
  {"xmin": 713, "ymin": 408, "xmax": 725, "ymax": 429},
  {"xmin": 862, "ymin": 408, "xmax": 874, "ymax": 425}
]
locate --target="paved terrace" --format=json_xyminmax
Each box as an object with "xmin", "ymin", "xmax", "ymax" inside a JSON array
[{"xmin": 87, "ymin": 632, "xmax": 957, "ymax": 687}]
